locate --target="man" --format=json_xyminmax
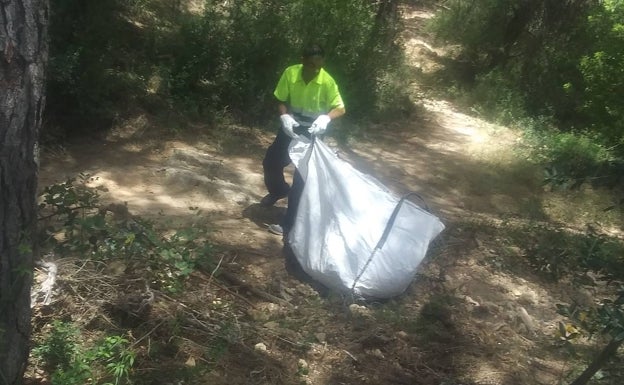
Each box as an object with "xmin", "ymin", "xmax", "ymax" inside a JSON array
[{"xmin": 261, "ymin": 44, "xmax": 346, "ymax": 237}]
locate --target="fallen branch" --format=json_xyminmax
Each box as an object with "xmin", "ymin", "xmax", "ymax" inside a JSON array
[
  {"xmin": 342, "ymin": 349, "xmax": 358, "ymax": 362},
  {"xmin": 570, "ymin": 337, "xmax": 624, "ymax": 385},
  {"xmin": 190, "ymin": 271, "xmax": 258, "ymax": 309},
  {"xmin": 131, "ymin": 319, "xmax": 166, "ymax": 348},
  {"xmin": 217, "ymin": 270, "xmax": 293, "ymax": 308}
]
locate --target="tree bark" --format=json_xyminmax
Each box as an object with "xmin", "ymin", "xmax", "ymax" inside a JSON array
[
  {"xmin": 0, "ymin": 1, "xmax": 48, "ymax": 384},
  {"xmin": 373, "ymin": 0, "xmax": 400, "ymax": 48}
]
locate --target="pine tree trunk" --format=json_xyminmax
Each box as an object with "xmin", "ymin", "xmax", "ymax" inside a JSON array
[{"xmin": 0, "ymin": 1, "xmax": 48, "ymax": 384}]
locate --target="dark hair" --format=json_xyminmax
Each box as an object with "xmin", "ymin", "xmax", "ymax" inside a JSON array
[{"xmin": 302, "ymin": 44, "xmax": 325, "ymax": 58}]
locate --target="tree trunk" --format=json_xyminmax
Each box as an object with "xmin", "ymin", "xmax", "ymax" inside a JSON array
[
  {"xmin": 353, "ymin": 0, "xmax": 400, "ymax": 110},
  {"xmin": 373, "ymin": 0, "xmax": 400, "ymax": 48},
  {"xmin": 0, "ymin": 1, "xmax": 48, "ymax": 384}
]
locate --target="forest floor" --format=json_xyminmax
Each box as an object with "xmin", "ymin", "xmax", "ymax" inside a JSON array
[{"xmin": 29, "ymin": 4, "xmax": 623, "ymax": 385}]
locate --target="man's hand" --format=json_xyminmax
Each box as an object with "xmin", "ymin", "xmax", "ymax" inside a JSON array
[
  {"xmin": 280, "ymin": 114, "xmax": 300, "ymax": 138},
  {"xmin": 309, "ymin": 115, "xmax": 331, "ymax": 135}
]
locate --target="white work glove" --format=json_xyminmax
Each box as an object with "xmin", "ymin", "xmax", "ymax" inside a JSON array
[
  {"xmin": 280, "ymin": 114, "xmax": 300, "ymax": 139},
  {"xmin": 308, "ymin": 114, "xmax": 331, "ymax": 135}
]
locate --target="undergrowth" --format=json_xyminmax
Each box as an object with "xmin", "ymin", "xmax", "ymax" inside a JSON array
[
  {"xmin": 460, "ymin": 216, "xmax": 624, "ymax": 385},
  {"xmin": 32, "ymin": 322, "xmax": 135, "ymax": 385},
  {"xmin": 32, "ymin": 175, "xmax": 238, "ymax": 384},
  {"xmin": 38, "ymin": 173, "xmax": 214, "ymax": 293}
]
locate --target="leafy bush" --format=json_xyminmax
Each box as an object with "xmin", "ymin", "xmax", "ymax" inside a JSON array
[
  {"xmin": 38, "ymin": 176, "xmax": 214, "ymax": 293},
  {"xmin": 539, "ymin": 132, "xmax": 612, "ymax": 189},
  {"xmin": 427, "ymin": 0, "xmax": 594, "ymax": 124},
  {"xmin": 519, "ymin": 127, "xmax": 622, "ymax": 190},
  {"xmin": 34, "ymin": 322, "xmax": 136, "ymax": 385},
  {"xmin": 504, "ymin": 221, "xmax": 624, "ymax": 282},
  {"xmin": 46, "ymin": 0, "xmax": 405, "ymax": 134},
  {"xmin": 47, "ymin": 0, "xmax": 152, "ymax": 132},
  {"xmin": 32, "ymin": 321, "xmax": 81, "ymax": 374},
  {"xmin": 557, "ymin": 289, "xmax": 624, "ymax": 385},
  {"xmin": 469, "ymin": 70, "xmax": 528, "ymax": 125},
  {"xmin": 576, "ymin": 1, "xmax": 624, "ymax": 146},
  {"xmin": 427, "ymin": 0, "xmax": 624, "ymax": 188}
]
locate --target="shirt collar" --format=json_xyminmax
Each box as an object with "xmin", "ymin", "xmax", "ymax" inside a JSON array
[{"xmin": 298, "ymin": 65, "xmax": 325, "ymax": 85}]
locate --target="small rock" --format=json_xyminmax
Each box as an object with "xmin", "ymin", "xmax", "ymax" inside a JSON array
[
  {"xmin": 247, "ymin": 302, "xmax": 282, "ymax": 321},
  {"xmin": 314, "ymin": 332, "xmax": 326, "ymax": 343},
  {"xmin": 396, "ymin": 331, "xmax": 409, "ymax": 340},
  {"xmin": 185, "ymin": 356, "xmax": 196, "ymax": 367},
  {"xmin": 518, "ymin": 292, "xmax": 537, "ymax": 306},
  {"xmin": 254, "ymin": 342, "xmax": 267, "ymax": 352},
  {"xmin": 349, "ymin": 304, "xmax": 372, "ymax": 318},
  {"xmin": 306, "ymin": 343, "xmax": 325, "ymax": 360},
  {"xmin": 369, "ymin": 349, "xmax": 385, "ymax": 359}
]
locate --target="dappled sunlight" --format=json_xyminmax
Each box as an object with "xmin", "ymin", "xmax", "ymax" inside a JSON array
[
  {"xmin": 422, "ymin": 98, "xmax": 506, "ymax": 146},
  {"xmin": 543, "ymin": 188, "xmax": 624, "ymax": 229},
  {"xmin": 472, "ymin": 362, "xmax": 506, "ymax": 385},
  {"xmin": 32, "ymin": 3, "xmax": 624, "ymax": 385},
  {"xmin": 401, "ymin": 7, "xmax": 435, "ymax": 21},
  {"xmin": 37, "ymin": 90, "xmax": 585, "ymax": 385},
  {"xmin": 42, "ymin": 133, "xmax": 272, "ymax": 220},
  {"xmin": 341, "ymin": 109, "xmax": 543, "ymax": 226},
  {"xmin": 185, "ymin": 0, "xmax": 205, "ymax": 15}
]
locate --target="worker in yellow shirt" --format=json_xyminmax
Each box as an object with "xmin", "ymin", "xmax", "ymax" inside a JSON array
[{"xmin": 261, "ymin": 44, "xmax": 346, "ymax": 237}]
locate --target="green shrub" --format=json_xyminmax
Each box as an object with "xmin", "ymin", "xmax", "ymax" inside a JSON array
[
  {"xmin": 46, "ymin": 0, "xmax": 405, "ymax": 134},
  {"xmin": 505, "ymin": 221, "xmax": 624, "ymax": 282},
  {"xmin": 577, "ymin": 2, "xmax": 624, "ymax": 147},
  {"xmin": 469, "ymin": 70, "xmax": 528, "ymax": 124},
  {"xmin": 34, "ymin": 322, "xmax": 136, "ymax": 385},
  {"xmin": 523, "ymin": 129, "xmax": 614, "ymax": 189},
  {"xmin": 47, "ymin": 0, "xmax": 151, "ymax": 132},
  {"xmin": 32, "ymin": 321, "xmax": 81, "ymax": 374},
  {"xmin": 38, "ymin": 177, "xmax": 215, "ymax": 293},
  {"xmin": 428, "ymin": 0, "xmax": 624, "ymax": 186}
]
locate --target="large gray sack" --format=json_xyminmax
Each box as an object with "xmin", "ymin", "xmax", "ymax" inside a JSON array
[{"xmin": 288, "ymin": 138, "xmax": 445, "ymax": 298}]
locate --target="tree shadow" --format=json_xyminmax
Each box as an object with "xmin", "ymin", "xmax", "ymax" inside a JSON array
[
  {"xmin": 320, "ymin": 291, "xmax": 481, "ymax": 385},
  {"xmin": 241, "ymin": 203, "xmax": 285, "ymax": 230},
  {"xmin": 281, "ymin": 242, "xmax": 330, "ymax": 298}
]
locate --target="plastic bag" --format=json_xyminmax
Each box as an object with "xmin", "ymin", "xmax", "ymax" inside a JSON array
[{"xmin": 288, "ymin": 137, "xmax": 445, "ymax": 298}]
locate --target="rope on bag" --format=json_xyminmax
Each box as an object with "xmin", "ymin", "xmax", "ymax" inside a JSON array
[{"xmin": 350, "ymin": 192, "xmax": 428, "ymax": 298}]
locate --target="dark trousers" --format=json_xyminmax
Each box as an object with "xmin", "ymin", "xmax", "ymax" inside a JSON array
[
  {"xmin": 262, "ymin": 127, "xmax": 311, "ymax": 234},
  {"xmin": 282, "ymin": 170, "xmax": 304, "ymax": 234}
]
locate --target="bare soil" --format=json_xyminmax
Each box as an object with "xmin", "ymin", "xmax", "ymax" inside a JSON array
[{"xmin": 30, "ymin": 5, "xmax": 621, "ymax": 385}]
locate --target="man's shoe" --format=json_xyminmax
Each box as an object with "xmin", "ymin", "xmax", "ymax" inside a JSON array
[
  {"xmin": 267, "ymin": 224, "xmax": 284, "ymax": 235},
  {"xmin": 260, "ymin": 192, "xmax": 288, "ymax": 207}
]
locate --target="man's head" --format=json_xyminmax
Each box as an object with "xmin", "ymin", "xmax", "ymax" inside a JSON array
[{"xmin": 301, "ymin": 44, "xmax": 325, "ymax": 79}]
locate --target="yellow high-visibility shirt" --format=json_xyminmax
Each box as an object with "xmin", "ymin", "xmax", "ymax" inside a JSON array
[{"xmin": 274, "ymin": 64, "xmax": 344, "ymax": 125}]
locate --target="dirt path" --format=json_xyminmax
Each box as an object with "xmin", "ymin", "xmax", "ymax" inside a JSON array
[{"xmin": 35, "ymin": 5, "xmax": 594, "ymax": 385}]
